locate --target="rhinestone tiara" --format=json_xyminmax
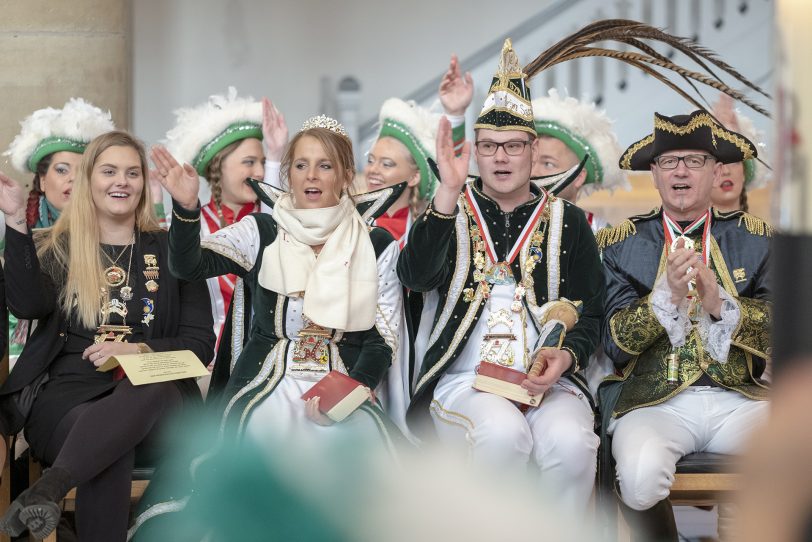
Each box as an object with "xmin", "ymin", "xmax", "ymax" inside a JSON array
[{"xmin": 300, "ymin": 115, "xmax": 349, "ymax": 139}]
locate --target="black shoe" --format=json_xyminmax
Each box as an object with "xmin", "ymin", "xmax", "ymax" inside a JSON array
[{"xmin": 0, "ymin": 466, "xmax": 73, "ymax": 540}]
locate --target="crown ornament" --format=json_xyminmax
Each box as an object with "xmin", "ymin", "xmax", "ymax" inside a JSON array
[{"xmin": 300, "ymin": 115, "xmax": 349, "ymax": 139}]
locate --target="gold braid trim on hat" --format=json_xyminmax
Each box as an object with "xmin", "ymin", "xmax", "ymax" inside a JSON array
[
  {"xmin": 620, "ymin": 134, "xmax": 655, "ymax": 170},
  {"xmin": 654, "ymin": 113, "xmax": 755, "ymax": 159},
  {"xmin": 595, "ymin": 219, "xmax": 637, "ymax": 249}
]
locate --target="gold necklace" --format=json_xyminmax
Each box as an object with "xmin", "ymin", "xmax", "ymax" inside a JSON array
[{"xmin": 101, "ymin": 232, "xmax": 134, "ymax": 289}]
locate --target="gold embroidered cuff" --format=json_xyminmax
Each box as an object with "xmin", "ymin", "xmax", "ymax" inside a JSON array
[
  {"xmin": 609, "ymin": 295, "xmax": 665, "ymax": 356},
  {"xmin": 172, "ymin": 208, "xmax": 200, "ymax": 223},
  {"xmin": 424, "ymin": 202, "xmax": 457, "ymax": 220},
  {"xmin": 731, "ymin": 297, "xmax": 771, "ymax": 358}
]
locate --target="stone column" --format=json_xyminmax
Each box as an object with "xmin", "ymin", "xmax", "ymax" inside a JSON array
[{"xmin": 0, "ymin": 0, "xmax": 131, "ymax": 188}]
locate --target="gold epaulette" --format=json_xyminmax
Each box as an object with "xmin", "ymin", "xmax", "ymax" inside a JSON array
[
  {"xmin": 739, "ymin": 213, "xmax": 773, "ymax": 237},
  {"xmin": 714, "ymin": 208, "xmax": 773, "ymax": 237},
  {"xmin": 595, "ymin": 219, "xmax": 636, "ymax": 248}
]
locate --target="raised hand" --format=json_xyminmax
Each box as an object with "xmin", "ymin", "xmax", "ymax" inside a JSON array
[
  {"xmin": 432, "ymin": 117, "xmax": 471, "ymax": 214},
  {"xmin": 666, "ymin": 238, "xmax": 699, "ymax": 305},
  {"xmin": 150, "ymin": 145, "xmax": 199, "ymax": 211},
  {"xmin": 694, "ymin": 260, "xmax": 722, "ymax": 318},
  {"xmin": 713, "ymin": 93, "xmax": 741, "ymax": 132},
  {"xmin": 262, "ymin": 97, "xmax": 289, "ymax": 162},
  {"xmin": 148, "ymin": 168, "xmax": 164, "ymax": 206},
  {"xmin": 439, "ymin": 54, "xmax": 474, "ymax": 117},
  {"xmin": 0, "ymin": 172, "xmax": 27, "ymax": 233}
]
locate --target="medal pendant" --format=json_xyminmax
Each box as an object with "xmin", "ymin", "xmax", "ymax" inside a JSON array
[
  {"xmin": 486, "ymin": 262, "xmax": 514, "ymax": 285},
  {"xmin": 120, "ymin": 286, "xmax": 133, "ymax": 301},
  {"xmin": 510, "ymin": 299, "xmax": 523, "ymax": 313},
  {"xmin": 102, "ymin": 298, "xmax": 128, "ymax": 318},
  {"xmin": 671, "ymin": 235, "xmax": 694, "ymax": 253},
  {"xmin": 104, "ymin": 266, "xmax": 126, "ymax": 287},
  {"xmin": 94, "ymin": 324, "xmax": 133, "ymax": 344},
  {"xmin": 480, "ymin": 333, "xmax": 517, "ymax": 366},
  {"xmin": 145, "ymin": 280, "xmax": 159, "ymax": 293}
]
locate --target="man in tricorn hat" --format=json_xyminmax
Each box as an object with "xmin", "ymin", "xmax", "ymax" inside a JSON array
[
  {"xmin": 598, "ymin": 110, "xmax": 771, "ymax": 539},
  {"xmin": 398, "ymin": 39, "xmax": 605, "ymax": 514}
]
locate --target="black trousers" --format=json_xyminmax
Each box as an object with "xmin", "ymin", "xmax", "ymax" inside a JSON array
[{"xmin": 36, "ymin": 379, "xmax": 181, "ymax": 542}]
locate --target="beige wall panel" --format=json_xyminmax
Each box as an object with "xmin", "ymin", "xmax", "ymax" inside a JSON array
[
  {"xmin": 0, "ymin": 0, "xmax": 125, "ymax": 33},
  {"xmin": 0, "ymin": 1, "xmax": 129, "ymax": 184}
]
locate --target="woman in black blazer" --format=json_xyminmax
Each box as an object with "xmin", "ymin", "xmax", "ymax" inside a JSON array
[{"xmin": 0, "ymin": 131, "xmax": 214, "ymax": 541}]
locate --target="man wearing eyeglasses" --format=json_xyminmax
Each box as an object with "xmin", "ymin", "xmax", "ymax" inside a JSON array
[
  {"xmin": 397, "ymin": 39, "xmax": 605, "ymax": 515},
  {"xmin": 598, "ymin": 111, "xmax": 772, "ymax": 540}
]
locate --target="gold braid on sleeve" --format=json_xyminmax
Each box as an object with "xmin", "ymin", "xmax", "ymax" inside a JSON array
[
  {"xmin": 609, "ymin": 295, "xmax": 666, "ymax": 356},
  {"xmin": 731, "ymin": 297, "xmax": 771, "ymax": 359}
]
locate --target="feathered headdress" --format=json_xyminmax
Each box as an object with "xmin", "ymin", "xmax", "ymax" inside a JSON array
[
  {"xmin": 532, "ymin": 89, "xmax": 627, "ymax": 195},
  {"xmin": 164, "ymin": 87, "xmax": 262, "ymax": 176},
  {"xmin": 376, "ymin": 98, "xmax": 442, "ymax": 199},
  {"xmin": 4, "ymin": 98, "xmax": 115, "ymax": 174},
  {"xmin": 524, "ymin": 19, "xmax": 770, "ymax": 120}
]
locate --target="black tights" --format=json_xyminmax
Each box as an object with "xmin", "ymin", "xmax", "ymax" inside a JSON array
[{"xmin": 37, "ymin": 379, "xmax": 181, "ymax": 542}]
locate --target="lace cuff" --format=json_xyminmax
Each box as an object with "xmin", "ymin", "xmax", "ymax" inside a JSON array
[
  {"xmin": 650, "ymin": 273, "xmax": 691, "ymax": 348},
  {"xmin": 698, "ymin": 287, "xmax": 741, "ymax": 364}
]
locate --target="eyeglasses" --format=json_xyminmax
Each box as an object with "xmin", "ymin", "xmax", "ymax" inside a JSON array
[
  {"xmin": 475, "ymin": 140, "xmax": 532, "ymax": 157},
  {"xmin": 655, "ymin": 154, "xmax": 714, "ymax": 169}
]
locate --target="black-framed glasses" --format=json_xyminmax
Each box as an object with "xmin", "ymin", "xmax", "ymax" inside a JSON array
[
  {"xmin": 475, "ymin": 140, "xmax": 532, "ymax": 157},
  {"xmin": 654, "ymin": 154, "xmax": 714, "ymax": 169}
]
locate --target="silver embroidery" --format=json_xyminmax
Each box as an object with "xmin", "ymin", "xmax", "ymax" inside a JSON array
[{"xmin": 547, "ymin": 198, "xmax": 564, "ymax": 301}]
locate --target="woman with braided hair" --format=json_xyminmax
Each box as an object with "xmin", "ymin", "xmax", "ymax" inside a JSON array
[{"xmin": 161, "ymin": 88, "xmax": 288, "ymax": 358}]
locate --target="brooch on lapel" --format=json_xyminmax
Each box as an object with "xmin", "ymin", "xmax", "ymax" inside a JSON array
[{"xmin": 733, "ymin": 268, "xmax": 746, "ymax": 283}]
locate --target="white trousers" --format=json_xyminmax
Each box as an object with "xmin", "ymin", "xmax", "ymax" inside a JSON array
[
  {"xmin": 430, "ymin": 379, "xmax": 599, "ymax": 514},
  {"xmin": 609, "ymin": 386, "xmax": 768, "ymax": 511}
]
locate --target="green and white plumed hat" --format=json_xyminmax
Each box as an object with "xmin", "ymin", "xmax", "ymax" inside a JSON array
[
  {"xmin": 474, "ymin": 38, "xmax": 536, "ymax": 135},
  {"xmin": 376, "ymin": 98, "xmax": 441, "ymax": 199},
  {"xmin": 730, "ymin": 111, "xmax": 770, "ymax": 188},
  {"xmin": 4, "ymin": 98, "xmax": 115, "ymax": 174},
  {"xmin": 532, "ymin": 89, "xmax": 628, "ymax": 196},
  {"xmin": 164, "ymin": 87, "xmax": 262, "ymax": 176}
]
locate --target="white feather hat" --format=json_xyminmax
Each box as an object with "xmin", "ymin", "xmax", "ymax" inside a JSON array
[
  {"xmin": 4, "ymin": 98, "xmax": 115, "ymax": 174},
  {"xmin": 531, "ymin": 89, "xmax": 627, "ymax": 196},
  {"xmin": 376, "ymin": 98, "xmax": 441, "ymax": 199},
  {"xmin": 164, "ymin": 87, "xmax": 262, "ymax": 176}
]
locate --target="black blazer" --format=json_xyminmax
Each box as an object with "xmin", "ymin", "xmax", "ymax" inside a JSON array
[{"xmin": 0, "ymin": 226, "xmax": 215, "ymax": 435}]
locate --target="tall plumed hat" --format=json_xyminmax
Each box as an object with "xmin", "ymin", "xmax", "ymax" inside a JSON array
[
  {"xmin": 725, "ymin": 111, "xmax": 770, "ymax": 188},
  {"xmin": 164, "ymin": 87, "xmax": 262, "ymax": 176},
  {"xmin": 532, "ymin": 89, "xmax": 627, "ymax": 195},
  {"xmin": 4, "ymin": 98, "xmax": 115, "ymax": 174},
  {"xmin": 474, "ymin": 39, "xmax": 536, "ymax": 135},
  {"xmin": 619, "ymin": 110, "xmax": 757, "ymax": 171},
  {"xmin": 376, "ymin": 98, "xmax": 441, "ymax": 200}
]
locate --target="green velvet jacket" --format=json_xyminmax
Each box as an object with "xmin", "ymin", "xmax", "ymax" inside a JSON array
[
  {"xmin": 599, "ymin": 208, "xmax": 771, "ymax": 418},
  {"xmin": 397, "ymin": 180, "xmax": 605, "ymax": 436}
]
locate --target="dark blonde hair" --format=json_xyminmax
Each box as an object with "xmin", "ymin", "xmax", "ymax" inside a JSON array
[
  {"xmin": 204, "ymin": 139, "xmax": 243, "ymax": 208},
  {"xmin": 36, "ymin": 130, "xmax": 160, "ymax": 327},
  {"xmin": 281, "ymin": 128, "xmax": 356, "ymax": 196}
]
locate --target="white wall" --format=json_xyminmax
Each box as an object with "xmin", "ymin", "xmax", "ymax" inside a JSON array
[{"xmin": 132, "ymin": 0, "xmax": 549, "ymax": 147}]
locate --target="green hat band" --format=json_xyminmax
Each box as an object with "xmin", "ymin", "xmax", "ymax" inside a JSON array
[
  {"xmin": 534, "ymin": 120, "xmax": 603, "ymax": 186},
  {"xmin": 743, "ymin": 158, "xmax": 756, "ymax": 185},
  {"xmin": 28, "ymin": 136, "xmax": 87, "ymax": 172},
  {"xmin": 193, "ymin": 122, "xmax": 263, "ymax": 176},
  {"xmin": 378, "ymin": 119, "xmax": 437, "ymax": 200}
]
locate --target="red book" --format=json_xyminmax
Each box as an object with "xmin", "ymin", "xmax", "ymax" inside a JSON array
[
  {"xmin": 473, "ymin": 362, "xmax": 543, "ymax": 407},
  {"xmin": 301, "ymin": 371, "xmax": 370, "ymax": 422}
]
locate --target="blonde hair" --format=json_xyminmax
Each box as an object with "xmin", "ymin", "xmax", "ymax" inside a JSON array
[{"xmin": 35, "ymin": 131, "xmax": 161, "ymax": 328}]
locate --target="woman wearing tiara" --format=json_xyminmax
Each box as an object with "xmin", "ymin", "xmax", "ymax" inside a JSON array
[{"xmin": 128, "ymin": 114, "xmax": 406, "ymax": 539}]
